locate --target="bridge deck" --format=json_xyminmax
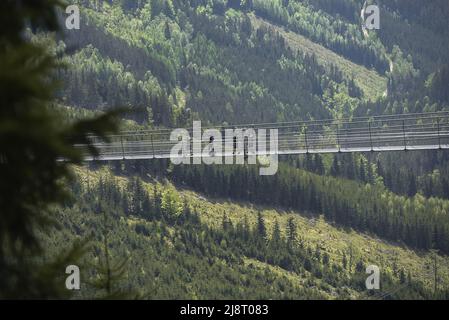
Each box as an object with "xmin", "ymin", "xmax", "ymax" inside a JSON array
[{"xmin": 77, "ymin": 112, "xmax": 449, "ymax": 161}]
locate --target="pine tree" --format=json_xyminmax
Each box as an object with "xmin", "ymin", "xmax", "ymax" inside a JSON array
[
  {"xmin": 286, "ymin": 217, "xmax": 297, "ymax": 246},
  {"xmin": 256, "ymin": 211, "xmax": 267, "ymax": 240},
  {"xmin": 272, "ymin": 219, "xmax": 281, "ymax": 244}
]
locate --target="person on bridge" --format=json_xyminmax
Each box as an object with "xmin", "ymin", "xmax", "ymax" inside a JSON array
[
  {"xmin": 233, "ymin": 136, "xmax": 237, "ymax": 155},
  {"xmin": 209, "ymin": 136, "xmax": 215, "ymax": 156}
]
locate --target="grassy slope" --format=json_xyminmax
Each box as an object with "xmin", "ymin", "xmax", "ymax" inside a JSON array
[
  {"xmin": 249, "ymin": 14, "xmax": 387, "ymax": 101},
  {"xmin": 180, "ymin": 186, "xmax": 449, "ymax": 292},
  {"xmin": 73, "ymin": 166, "xmax": 449, "ymax": 297}
]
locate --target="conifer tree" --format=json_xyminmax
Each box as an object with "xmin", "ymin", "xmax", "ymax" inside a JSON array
[
  {"xmin": 256, "ymin": 211, "xmax": 267, "ymax": 240},
  {"xmin": 286, "ymin": 217, "xmax": 297, "ymax": 246}
]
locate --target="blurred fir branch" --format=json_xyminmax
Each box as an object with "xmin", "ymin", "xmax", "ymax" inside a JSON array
[{"xmin": 0, "ymin": 0, "xmax": 121, "ymax": 298}]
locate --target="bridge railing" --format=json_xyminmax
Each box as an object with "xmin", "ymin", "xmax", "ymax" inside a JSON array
[{"xmin": 75, "ymin": 111, "xmax": 449, "ymax": 160}]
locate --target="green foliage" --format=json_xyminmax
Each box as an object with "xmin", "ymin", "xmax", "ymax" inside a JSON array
[
  {"xmin": 169, "ymin": 162, "xmax": 449, "ymax": 254},
  {"xmin": 52, "ymin": 169, "xmax": 448, "ymax": 299},
  {"xmin": 89, "ymin": 212, "xmax": 133, "ymax": 299},
  {"xmin": 161, "ymin": 187, "xmax": 183, "ymax": 217},
  {"xmin": 59, "ymin": 45, "xmax": 155, "ymax": 124},
  {"xmin": 61, "ymin": 0, "xmax": 372, "ymax": 125},
  {"xmin": 0, "ymin": 0, "xmax": 119, "ymax": 298},
  {"xmin": 17, "ymin": 0, "xmax": 449, "ymax": 300},
  {"xmin": 252, "ymin": 0, "xmax": 389, "ymax": 73}
]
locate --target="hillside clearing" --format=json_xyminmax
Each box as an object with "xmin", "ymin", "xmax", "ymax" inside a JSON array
[{"xmin": 250, "ymin": 14, "xmax": 387, "ymax": 101}]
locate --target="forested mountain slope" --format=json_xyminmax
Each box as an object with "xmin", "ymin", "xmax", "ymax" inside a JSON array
[
  {"xmin": 249, "ymin": 14, "xmax": 387, "ymax": 100},
  {"xmin": 61, "ymin": 0, "xmax": 371, "ymax": 125},
  {"xmin": 50, "ymin": 0, "xmax": 449, "ymax": 299},
  {"xmin": 59, "ymin": 0, "xmax": 449, "ymax": 123},
  {"xmin": 49, "ymin": 166, "xmax": 449, "ymax": 299}
]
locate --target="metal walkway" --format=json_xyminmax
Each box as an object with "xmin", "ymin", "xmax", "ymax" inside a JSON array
[{"xmin": 78, "ymin": 111, "xmax": 449, "ymax": 161}]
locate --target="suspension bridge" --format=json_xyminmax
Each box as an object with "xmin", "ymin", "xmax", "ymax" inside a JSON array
[{"xmin": 77, "ymin": 111, "xmax": 449, "ymax": 161}]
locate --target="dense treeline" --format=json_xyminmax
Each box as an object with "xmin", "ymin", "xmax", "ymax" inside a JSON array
[
  {"xmin": 58, "ymin": 45, "xmax": 156, "ymax": 124},
  {"xmin": 377, "ymin": 0, "xmax": 449, "ymax": 74},
  {"xmin": 249, "ymin": 0, "xmax": 389, "ymax": 73},
  {"xmin": 95, "ymin": 156, "xmax": 449, "ymax": 255},
  {"xmin": 60, "ymin": 0, "xmax": 366, "ymax": 127},
  {"xmin": 296, "ymin": 151, "xmax": 449, "ymax": 202},
  {"xmin": 138, "ymin": 162, "xmax": 449, "ymax": 254},
  {"xmin": 307, "ymin": 0, "xmax": 360, "ymax": 24},
  {"xmin": 60, "ymin": 170, "xmax": 446, "ymax": 299},
  {"xmin": 379, "ymin": 0, "xmax": 449, "ymax": 38},
  {"xmin": 60, "ymin": 10, "xmax": 177, "ymax": 125}
]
